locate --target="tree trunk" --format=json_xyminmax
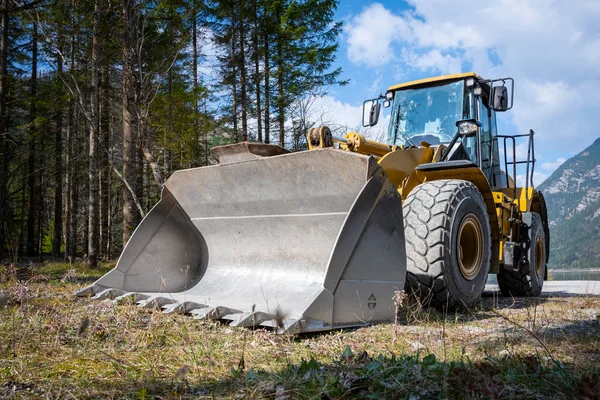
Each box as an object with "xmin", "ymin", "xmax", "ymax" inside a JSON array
[
  {"xmin": 26, "ymin": 22, "xmax": 38, "ymax": 256},
  {"xmin": 88, "ymin": 0, "xmax": 100, "ymax": 268},
  {"xmin": 66, "ymin": 0, "xmax": 77, "ymax": 260},
  {"xmin": 165, "ymin": 68, "xmax": 173, "ymax": 177},
  {"xmin": 276, "ymin": 30, "xmax": 285, "ymax": 148},
  {"xmin": 37, "ymin": 126, "xmax": 45, "ymax": 260},
  {"xmin": 66, "ymin": 100, "xmax": 76, "ymax": 260},
  {"xmin": 239, "ymin": 18, "xmax": 248, "ymax": 142},
  {"xmin": 203, "ymin": 98, "xmax": 208, "ymax": 165},
  {"xmin": 122, "ymin": 0, "xmax": 138, "ymax": 246},
  {"xmin": 263, "ymin": 27, "xmax": 270, "ymax": 144},
  {"xmin": 70, "ymin": 110, "xmax": 80, "ymax": 259},
  {"xmin": 52, "ymin": 54, "xmax": 64, "ymax": 258},
  {"xmin": 253, "ymin": 0, "xmax": 262, "ymax": 143},
  {"xmin": 230, "ymin": 2, "xmax": 238, "ymax": 141},
  {"xmin": 99, "ymin": 64, "xmax": 110, "ymax": 260},
  {"xmin": 192, "ymin": 2, "xmax": 200, "ymax": 163},
  {"xmin": 141, "ymin": 144, "xmax": 162, "ymax": 188},
  {"xmin": 136, "ymin": 144, "xmax": 144, "ymax": 212},
  {"xmin": 0, "ymin": 0, "xmax": 8, "ymax": 259}
]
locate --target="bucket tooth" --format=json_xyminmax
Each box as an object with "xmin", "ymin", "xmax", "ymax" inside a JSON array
[
  {"xmin": 92, "ymin": 288, "xmax": 125, "ymax": 300},
  {"xmin": 260, "ymin": 318, "xmax": 298, "ymax": 332},
  {"xmin": 76, "ymin": 285, "xmax": 102, "ymax": 297},
  {"xmin": 192, "ymin": 306, "xmax": 240, "ymax": 320},
  {"xmin": 277, "ymin": 318, "xmax": 300, "ymax": 334},
  {"xmin": 113, "ymin": 292, "xmax": 149, "ymax": 304},
  {"xmin": 260, "ymin": 318, "xmax": 328, "ymax": 334},
  {"xmin": 220, "ymin": 313, "xmax": 243, "ymax": 321},
  {"xmin": 162, "ymin": 301, "xmax": 207, "ymax": 314},
  {"xmin": 229, "ymin": 312, "xmax": 273, "ymax": 327},
  {"xmin": 137, "ymin": 296, "xmax": 176, "ymax": 309}
]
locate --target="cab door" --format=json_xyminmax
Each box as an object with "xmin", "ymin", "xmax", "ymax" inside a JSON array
[{"xmin": 478, "ymin": 97, "xmax": 502, "ymax": 188}]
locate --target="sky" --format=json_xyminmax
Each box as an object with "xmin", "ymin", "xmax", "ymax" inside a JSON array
[{"xmin": 311, "ymin": 0, "xmax": 600, "ymax": 185}]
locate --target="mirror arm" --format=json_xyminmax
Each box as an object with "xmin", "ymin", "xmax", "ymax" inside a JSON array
[{"xmin": 440, "ymin": 132, "xmax": 461, "ymax": 161}]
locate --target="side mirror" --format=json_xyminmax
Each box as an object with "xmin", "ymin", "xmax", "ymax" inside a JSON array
[
  {"xmin": 488, "ymin": 77, "xmax": 514, "ymax": 112},
  {"xmin": 492, "ymin": 86, "xmax": 508, "ymax": 111},
  {"xmin": 362, "ymin": 99, "xmax": 381, "ymax": 127}
]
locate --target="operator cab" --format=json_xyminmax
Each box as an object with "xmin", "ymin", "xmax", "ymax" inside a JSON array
[{"xmin": 363, "ymin": 72, "xmax": 515, "ymax": 190}]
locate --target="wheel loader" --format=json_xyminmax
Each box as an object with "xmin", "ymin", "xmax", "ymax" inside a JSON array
[{"xmin": 78, "ymin": 72, "xmax": 550, "ymax": 334}]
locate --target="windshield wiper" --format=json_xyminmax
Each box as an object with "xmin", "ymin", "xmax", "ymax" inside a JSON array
[{"xmin": 392, "ymin": 107, "xmax": 418, "ymax": 147}]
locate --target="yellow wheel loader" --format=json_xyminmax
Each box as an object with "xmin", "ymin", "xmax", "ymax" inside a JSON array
[{"xmin": 79, "ymin": 72, "xmax": 549, "ymax": 333}]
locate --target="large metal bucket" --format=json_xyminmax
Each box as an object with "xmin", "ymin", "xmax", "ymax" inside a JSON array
[{"xmin": 78, "ymin": 147, "xmax": 406, "ymax": 333}]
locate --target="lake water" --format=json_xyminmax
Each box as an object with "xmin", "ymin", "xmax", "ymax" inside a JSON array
[
  {"xmin": 548, "ymin": 270, "xmax": 600, "ymax": 281},
  {"xmin": 487, "ymin": 270, "xmax": 600, "ymax": 284}
]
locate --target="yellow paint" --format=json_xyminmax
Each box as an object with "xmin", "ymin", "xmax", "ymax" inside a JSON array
[
  {"xmin": 387, "ymin": 72, "xmax": 480, "ymax": 91},
  {"xmin": 341, "ymin": 132, "xmax": 391, "ymax": 157},
  {"xmin": 431, "ymin": 144, "xmax": 446, "ymax": 162},
  {"xmin": 493, "ymin": 191, "xmax": 513, "ymax": 239},
  {"xmin": 498, "ymin": 187, "xmax": 535, "ymax": 212},
  {"xmin": 377, "ymin": 147, "xmax": 434, "ymax": 191}
]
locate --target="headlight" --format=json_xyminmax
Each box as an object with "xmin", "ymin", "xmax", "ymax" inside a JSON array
[
  {"xmin": 457, "ymin": 121, "xmax": 478, "ymax": 136},
  {"xmin": 385, "ymin": 90, "xmax": 394, "ymax": 100}
]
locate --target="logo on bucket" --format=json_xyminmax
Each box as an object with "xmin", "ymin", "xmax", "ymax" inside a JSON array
[{"xmin": 367, "ymin": 294, "xmax": 376, "ymax": 310}]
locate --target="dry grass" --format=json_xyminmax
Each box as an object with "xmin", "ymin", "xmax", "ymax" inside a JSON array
[{"xmin": 0, "ymin": 261, "xmax": 599, "ymax": 399}]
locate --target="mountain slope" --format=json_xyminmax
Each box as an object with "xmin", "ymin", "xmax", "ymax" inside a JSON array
[{"xmin": 537, "ymin": 137, "xmax": 600, "ymax": 269}]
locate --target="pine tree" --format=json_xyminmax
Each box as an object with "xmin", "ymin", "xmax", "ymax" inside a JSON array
[
  {"xmin": 0, "ymin": 0, "xmax": 345, "ymax": 260},
  {"xmin": 122, "ymin": 0, "xmax": 137, "ymax": 246}
]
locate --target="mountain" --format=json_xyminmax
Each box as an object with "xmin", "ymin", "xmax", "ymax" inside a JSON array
[{"xmin": 537, "ymin": 137, "xmax": 600, "ymax": 269}]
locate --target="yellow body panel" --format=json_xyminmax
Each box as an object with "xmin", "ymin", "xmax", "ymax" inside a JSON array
[
  {"xmin": 387, "ymin": 72, "xmax": 480, "ymax": 91},
  {"xmin": 377, "ymin": 147, "xmax": 435, "ymax": 195},
  {"xmin": 498, "ymin": 187, "xmax": 535, "ymax": 212}
]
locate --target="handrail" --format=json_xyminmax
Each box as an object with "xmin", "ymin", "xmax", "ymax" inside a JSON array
[{"xmin": 493, "ymin": 130, "xmax": 536, "ymax": 240}]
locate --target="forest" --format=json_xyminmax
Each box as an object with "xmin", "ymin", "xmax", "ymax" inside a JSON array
[{"xmin": 0, "ymin": 0, "xmax": 346, "ymax": 267}]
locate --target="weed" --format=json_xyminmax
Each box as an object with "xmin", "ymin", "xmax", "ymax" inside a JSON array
[{"xmin": 0, "ymin": 261, "xmax": 599, "ymax": 398}]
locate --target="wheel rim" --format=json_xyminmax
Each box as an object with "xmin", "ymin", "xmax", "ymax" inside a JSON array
[
  {"xmin": 457, "ymin": 214, "xmax": 484, "ymax": 281},
  {"xmin": 535, "ymin": 236, "xmax": 544, "ymax": 279}
]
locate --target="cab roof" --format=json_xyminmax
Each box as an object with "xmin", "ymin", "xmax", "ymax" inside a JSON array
[{"xmin": 387, "ymin": 72, "xmax": 482, "ymax": 91}]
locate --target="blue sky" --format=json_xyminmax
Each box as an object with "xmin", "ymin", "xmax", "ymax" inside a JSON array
[{"xmin": 311, "ymin": 0, "xmax": 600, "ymax": 184}]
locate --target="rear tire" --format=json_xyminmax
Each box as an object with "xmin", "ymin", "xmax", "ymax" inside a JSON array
[
  {"xmin": 403, "ymin": 180, "xmax": 491, "ymax": 310},
  {"xmin": 498, "ymin": 212, "xmax": 546, "ymax": 297}
]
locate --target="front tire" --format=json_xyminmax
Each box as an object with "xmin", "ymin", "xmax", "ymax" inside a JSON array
[
  {"xmin": 498, "ymin": 212, "xmax": 546, "ymax": 297},
  {"xmin": 403, "ymin": 180, "xmax": 491, "ymax": 310}
]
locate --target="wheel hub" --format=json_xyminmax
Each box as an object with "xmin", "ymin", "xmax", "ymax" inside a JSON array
[{"xmin": 457, "ymin": 214, "xmax": 484, "ymax": 281}]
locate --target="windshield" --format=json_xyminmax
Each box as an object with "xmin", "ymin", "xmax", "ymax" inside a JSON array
[{"xmin": 387, "ymin": 80, "xmax": 470, "ymax": 146}]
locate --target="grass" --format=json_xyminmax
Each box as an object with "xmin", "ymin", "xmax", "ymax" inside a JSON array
[{"xmin": 0, "ymin": 261, "xmax": 599, "ymax": 399}]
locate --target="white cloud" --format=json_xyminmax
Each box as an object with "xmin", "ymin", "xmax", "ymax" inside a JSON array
[
  {"xmin": 401, "ymin": 48, "xmax": 463, "ymax": 75},
  {"xmin": 296, "ymin": 95, "xmax": 391, "ymax": 143},
  {"xmin": 343, "ymin": 1, "xmax": 600, "ymax": 159},
  {"xmin": 344, "ymin": 4, "xmax": 409, "ymax": 67},
  {"xmin": 517, "ymin": 171, "xmax": 548, "ymax": 187},
  {"xmin": 304, "ymin": 95, "xmax": 363, "ymax": 134},
  {"xmin": 541, "ymin": 157, "xmax": 567, "ymax": 171}
]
